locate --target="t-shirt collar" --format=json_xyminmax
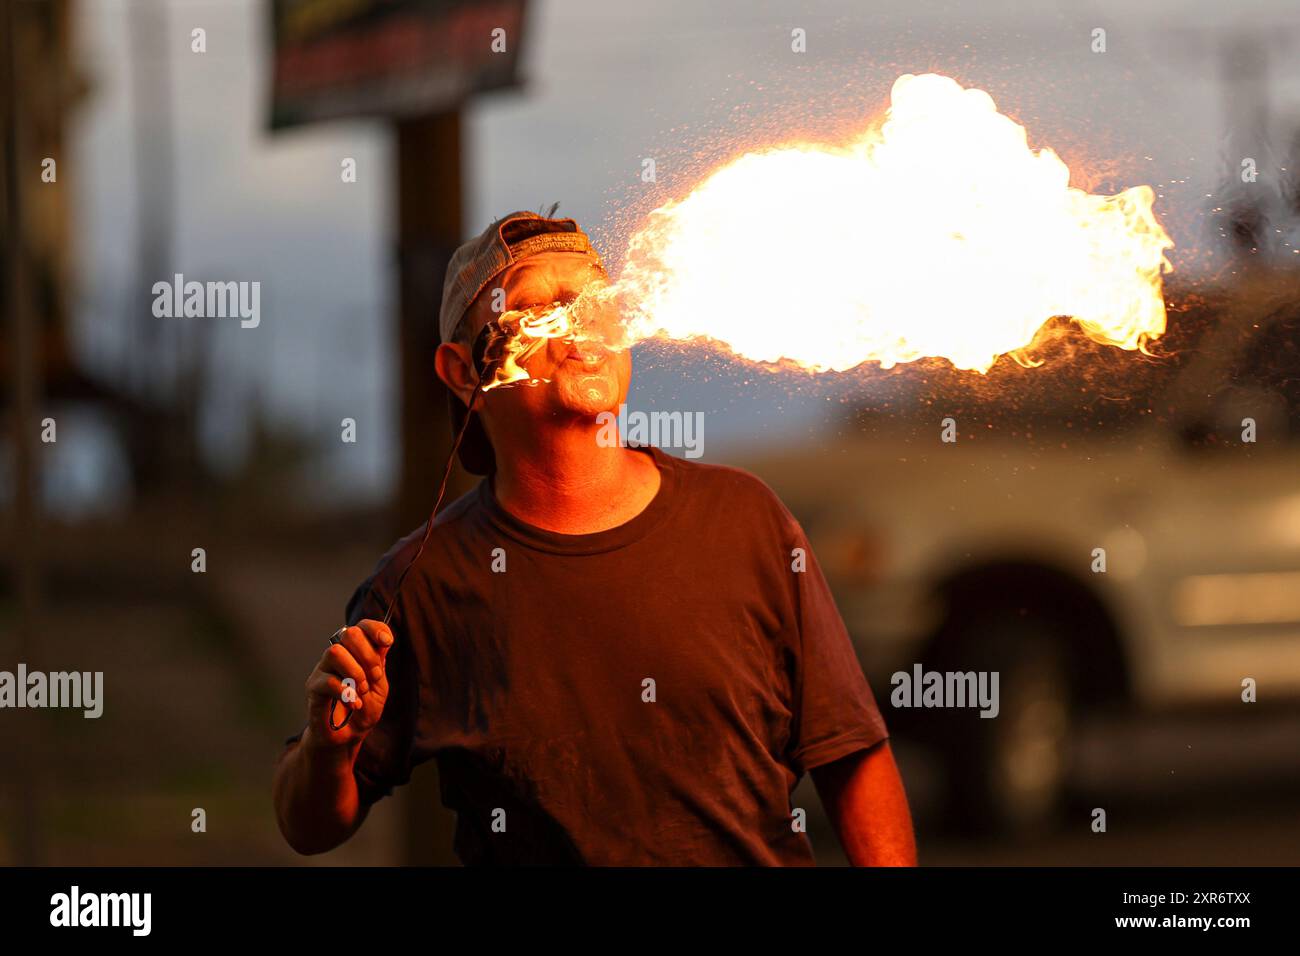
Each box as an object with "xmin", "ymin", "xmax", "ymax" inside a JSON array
[{"xmin": 477, "ymin": 444, "xmax": 678, "ymax": 555}]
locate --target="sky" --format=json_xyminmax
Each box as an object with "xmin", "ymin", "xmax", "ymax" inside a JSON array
[{"xmin": 61, "ymin": 0, "xmax": 1300, "ymax": 510}]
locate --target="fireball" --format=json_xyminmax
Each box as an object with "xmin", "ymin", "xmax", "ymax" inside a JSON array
[{"xmin": 488, "ymin": 72, "xmax": 1174, "ymax": 386}]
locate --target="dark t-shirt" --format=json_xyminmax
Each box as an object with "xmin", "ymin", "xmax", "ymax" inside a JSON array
[{"xmin": 288, "ymin": 444, "xmax": 887, "ymax": 865}]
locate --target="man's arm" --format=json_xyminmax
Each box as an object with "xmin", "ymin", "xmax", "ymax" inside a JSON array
[
  {"xmin": 272, "ymin": 619, "xmax": 393, "ymax": 855},
  {"xmin": 273, "ymin": 727, "xmax": 371, "ymax": 855},
  {"xmin": 811, "ymin": 740, "xmax": 917, "ymax": 866}
]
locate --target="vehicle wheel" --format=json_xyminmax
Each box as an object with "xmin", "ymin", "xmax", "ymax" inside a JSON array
[{"xmin": 938, "ymin": 615, "xmax": 1075, "ymax": 836}]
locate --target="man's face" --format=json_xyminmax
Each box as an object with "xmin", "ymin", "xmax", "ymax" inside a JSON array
[{"xmin": 468, "ymin": 251, "xmax": 631, "ymax": 422}]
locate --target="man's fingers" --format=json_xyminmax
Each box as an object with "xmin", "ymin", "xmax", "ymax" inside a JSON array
[
  {"xmin": 338, "ymin": 626, "xmax": 384, "ymax": 684},
  {"xmin": 320, "ymin": 643, "xmax": 369, "ymax": 696},
  {"xmin": 305, "ymin": 620, "xmax": 392, "ymax": 727},
  {"xmin": 306, "ymin": 671, "xmax": 346, "ymax": 702},
  {"xmin": 355, "ymin": 620, "xmax": 395, "ymax": 658},
  {"xmin": 306, "ymin": 674, "xmax": 366, "ymax": 724}
]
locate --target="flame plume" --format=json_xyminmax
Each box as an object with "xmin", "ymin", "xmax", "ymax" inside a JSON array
[{"xmin": 485, "ymin": 73, "xmax": 1174, "ymax": 387}]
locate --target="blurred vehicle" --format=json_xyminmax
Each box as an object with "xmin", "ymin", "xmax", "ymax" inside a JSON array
[{"xmin": 747, "ymin": 272, "xmax": 1300, "ymax": 834}]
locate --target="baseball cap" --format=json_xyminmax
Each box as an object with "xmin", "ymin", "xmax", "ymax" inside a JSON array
[{"xmin": 439, "ymin": 211, "xmax": 606, "ymax": 475}]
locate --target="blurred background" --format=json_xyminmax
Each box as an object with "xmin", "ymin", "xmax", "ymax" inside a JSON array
[{"xmin": 2, "ymin": 0, "xmax": 1299, "ymax": 865}]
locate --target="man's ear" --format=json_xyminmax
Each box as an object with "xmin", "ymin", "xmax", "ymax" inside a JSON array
[{"xmin": 435, "ymin": 341, "xmax": 478, "ymax": 408}]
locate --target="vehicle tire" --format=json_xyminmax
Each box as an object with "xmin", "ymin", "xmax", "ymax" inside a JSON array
[{"xmin": 936, "ymin": 614, "xmax": 1075, "ymax": 836}]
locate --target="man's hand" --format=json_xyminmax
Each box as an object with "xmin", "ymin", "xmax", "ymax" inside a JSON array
[
  {"xmin": 305, "ymin": 619, "xmax": 394, "ymax": 745},
  {"xmin": 274, "ymin": 619, "xmax": 395, "ymax": 855}
]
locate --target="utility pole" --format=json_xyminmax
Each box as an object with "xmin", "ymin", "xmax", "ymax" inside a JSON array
[{"xmin": 393, "ymin": 109, "xmax": 471, "ymax": 864}]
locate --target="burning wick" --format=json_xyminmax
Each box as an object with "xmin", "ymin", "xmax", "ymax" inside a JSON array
[
  {"xmin": 479, "ymin": 284, "xmax": 628, "ymax": 392},
  {"xmin": 479, "ymin": 305, "xmax": 573, "ymax": 391}
]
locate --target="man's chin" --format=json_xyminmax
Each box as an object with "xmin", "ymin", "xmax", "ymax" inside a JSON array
[{"xmin": 552, "ymin": 369, "xmax": 622, "ymax": 419}]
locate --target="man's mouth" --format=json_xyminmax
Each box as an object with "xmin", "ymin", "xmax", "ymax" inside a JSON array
[{"xmin": 564, "ymin": 343, "xmax": 610, "ymax": 370}]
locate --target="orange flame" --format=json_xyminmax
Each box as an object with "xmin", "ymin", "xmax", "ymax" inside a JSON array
[
  {"xmin": 486, "ymin": 72, "xmax": 1174, "ymax": 385},
  {"xmin": 481, "ymin": 305, "xmax": 575, "ymax": 390}
]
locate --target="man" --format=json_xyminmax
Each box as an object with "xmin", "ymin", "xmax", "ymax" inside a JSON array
[{"xmin": 272, "ymin": 211, "xmax": 916, "ymax": 865}]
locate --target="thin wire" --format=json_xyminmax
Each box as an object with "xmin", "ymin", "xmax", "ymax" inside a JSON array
[
  {"xmin": 379, "ymin": 375, "xmax": 486, "ymax": 628},
  {"xmin": 329, "ymin": 359, "xmax": 494, "ymax": 731}
]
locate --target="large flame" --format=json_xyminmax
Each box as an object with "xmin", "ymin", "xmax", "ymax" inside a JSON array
[{"xmin": 484, "ymin": 72, "xmax": 1174, "ymax": 387}]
